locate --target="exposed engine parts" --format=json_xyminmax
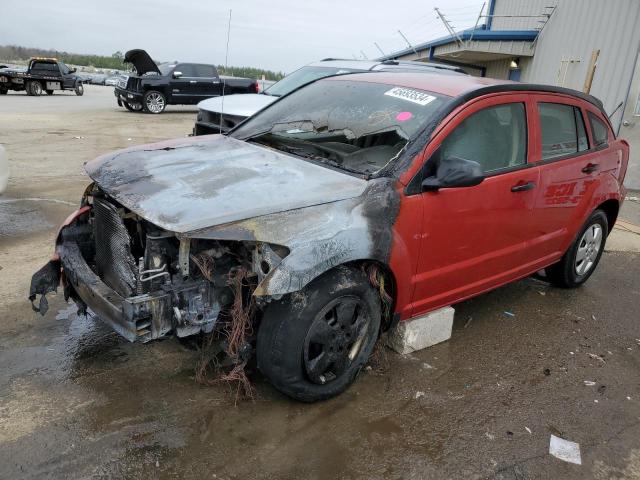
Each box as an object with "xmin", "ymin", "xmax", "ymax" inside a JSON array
[{"xmin": 29, "ymin": 186, "xmax": 290, "ymax": 346}]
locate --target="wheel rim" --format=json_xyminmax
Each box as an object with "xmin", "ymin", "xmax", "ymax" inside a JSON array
[
  {"xmin": 575, "ymin": 223, "xmax": 602, "ymax": 276},
  {"xmin": 77, "ymin": 84, "xmax": 83, "ymax": 93},
  {"xmin": 32, "ymin": 83, "xmax": 41, "ymax": 95},
  {"xmin": 146, "ymin": 92, "xmax": 164, "ymax": 113},
  {"xmin": 303, "ymin": 296, "xmax": 371, "ymax": 385}
]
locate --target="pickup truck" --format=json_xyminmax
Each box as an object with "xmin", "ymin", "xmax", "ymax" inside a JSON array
[
  {"xmin": 115, "ymin": 49, "xmax": 259, "ymax": 114},
  {"xmin": 0, "ymin": 58, "xmax": 84, "ymax": 96}
]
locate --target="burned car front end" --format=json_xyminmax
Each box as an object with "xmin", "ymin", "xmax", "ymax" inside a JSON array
[
  {"xmin": 29, "ymin": 133, "xmax": 372, "ymax": 343},
  {"xmin": 32, "ymin": 187, "xmax": 263, "ymax": 342}
]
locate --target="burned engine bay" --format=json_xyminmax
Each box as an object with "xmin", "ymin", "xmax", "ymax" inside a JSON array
[{"xmin": 51, "ymin": 184, "xmax": 287, "ymax": 346}]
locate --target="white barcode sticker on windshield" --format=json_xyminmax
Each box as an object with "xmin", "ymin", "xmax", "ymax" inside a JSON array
[{"xmin": 384, "ymin": 87, "xmax": 435, "ymax": 106}]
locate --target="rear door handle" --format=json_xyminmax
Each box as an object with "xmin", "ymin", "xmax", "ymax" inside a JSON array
[
  {"xmin": 581, "ymin": 163, "xmax": 599, "ymax": 174},
  {"xmin": 511, "ymin": 181, "xmax": 536, "ymax": 192},
  {"xmin": 189, "ymin": 80, "xmax": 197, "ymax": 84}
]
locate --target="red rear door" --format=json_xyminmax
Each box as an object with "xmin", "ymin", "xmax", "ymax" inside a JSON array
[{"xmin": 528, "ymin": 94, "xmax": 619, "ymax": 263}]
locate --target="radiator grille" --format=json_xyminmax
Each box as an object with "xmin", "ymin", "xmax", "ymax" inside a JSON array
[{"xmin": 93, "ymin": 198, "xmax": 138, "ymax": 297}]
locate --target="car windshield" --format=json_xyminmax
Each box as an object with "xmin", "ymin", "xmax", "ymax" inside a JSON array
[
  {"xmin": 264, "ymin": 66, "xmax": 366, "ymax": 97},
  {"xmin": 232, "ymin": 79, "xmax": 448, "ymax": 175}
]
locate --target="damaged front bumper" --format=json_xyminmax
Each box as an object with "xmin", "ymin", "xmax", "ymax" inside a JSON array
[
  {"xmin": 114, "ymin": 87, "xmax": 143, "ymax": 105},
  {"xmin": 31, "ymin": 241, "xmax": 174, "ymax": 342},
  {"xmin": 29, "ymin": 200, "xmax": 227, "ymax": 343}
]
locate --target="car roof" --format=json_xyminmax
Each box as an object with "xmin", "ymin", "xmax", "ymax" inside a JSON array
[
  {"xmin": 322, "ymin": 71, "xmax": 606, "ymax": 112},
  {"xmin": 323, "ymin": 71, "xmax": 509, "ymax": 97},
  {"xmin": 307, "ymin": 59, "xmax": 466, "ymax": 74}
]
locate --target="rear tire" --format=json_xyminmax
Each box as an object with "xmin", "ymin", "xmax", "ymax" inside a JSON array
[
  {"xmin": 257, "ymin": 266, "xmax": 381, "ymax": 402},
  {"xmin": 74, "ymin": 83, "xmax": 84, "ymax": 96},
  {"xmin": 143, "ymin": 90, "xmax": 166, "ymax": 114},
  {"xmin": 545, "ymin": 209, "xmax": 608, "ymax": 288}
]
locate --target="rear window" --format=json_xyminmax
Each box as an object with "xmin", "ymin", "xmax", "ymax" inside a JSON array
[
  {"xmin": 539, "ymin": 103, "xmax": 590, "ymax": 160},
  {"xmin": 588, "ymin": 112, "xmax": 609, "ymax": 147},
  {"xmin": 31, "ymin": 62, "xmax": 58, "ymax": 73}
]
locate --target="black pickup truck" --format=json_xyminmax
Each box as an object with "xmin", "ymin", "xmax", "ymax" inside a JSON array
[
  {"xmin": 0, "ymin": 58, "xmax": 84, "ymax": 96},
  {"xmin": 115, "ymin": 49, "xmax": 259, "ymax": 114}
]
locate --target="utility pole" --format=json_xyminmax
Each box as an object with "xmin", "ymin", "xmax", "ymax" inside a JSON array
[
  {"xmin": 435, "ymin": 7, "xmax": 463, "ymax": 45},
  {"xmin": 397, "ymin": 30, "xmax": 418, "ymax": 56}
]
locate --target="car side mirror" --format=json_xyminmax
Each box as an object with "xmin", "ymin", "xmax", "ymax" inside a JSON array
[
  {"xmin": 422, "ymin": 156, "xmax": 485, "ymax": 191},
  {"xmin": 172, "ymin": 71, "xmax": 183, "ymax": 78}
]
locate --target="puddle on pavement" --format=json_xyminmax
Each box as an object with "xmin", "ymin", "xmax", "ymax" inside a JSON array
[{"xmin": 0, "ymin": 200, "xmax": 52, "ymax": 236}]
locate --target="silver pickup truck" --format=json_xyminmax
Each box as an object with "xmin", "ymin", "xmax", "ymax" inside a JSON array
[{"xmin": 193, "ymin": 58, "xmax": 466, "ymax": 135}]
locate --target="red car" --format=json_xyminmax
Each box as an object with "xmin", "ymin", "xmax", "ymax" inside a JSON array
[{"xmin": 30, "ymin": 72, "xmax": 629, "ymax": 401}]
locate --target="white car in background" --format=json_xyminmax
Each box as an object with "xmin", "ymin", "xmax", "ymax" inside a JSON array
[
  {"xmin": 193, "ymin": 58, "xmax": 466, "ymax": 135},
  {"xmin": 0, "ymin": 145, "xmax": 8, "ymax": 194}
]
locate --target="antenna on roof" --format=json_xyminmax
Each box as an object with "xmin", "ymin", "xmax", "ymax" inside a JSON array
[{"xmin": 219, "ymin": 8, "xmax": 232, "ymax": 135}]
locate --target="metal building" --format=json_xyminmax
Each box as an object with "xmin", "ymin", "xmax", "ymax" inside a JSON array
[{"xmin": 379, "ymin": 0, "xmax": 640, "ymax": 189}]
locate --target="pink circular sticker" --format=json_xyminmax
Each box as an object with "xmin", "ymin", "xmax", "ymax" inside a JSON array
[{"xmin": 396, "ymin": 111, "xmax": 413, "ymax": 122}]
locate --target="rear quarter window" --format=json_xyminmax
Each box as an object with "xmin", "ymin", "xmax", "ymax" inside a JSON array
[{"xmin": 588, "ymin": 112, "xmax": 609, "ymax": 147}]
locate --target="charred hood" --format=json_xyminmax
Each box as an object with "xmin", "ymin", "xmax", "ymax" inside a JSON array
[
  {"xmin": 124, "ymin": 49, "xmax": 161, "ymax": 76},
  {"xmin": 84, "ymin": 135, "xmax": 368, "ymax": 234}
]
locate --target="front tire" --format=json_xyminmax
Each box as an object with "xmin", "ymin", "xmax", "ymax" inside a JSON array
[
  {"xmin": 257, "ymin": 266, "xmax": 381, "ymax": 402},
  {"xmin": 545, "ymin": 209, "xmax": 608, "ymax": 288},
  {"xmin": 74, "ymin": 83, "xmax": 84, "ymax": 96},
  {"xmin": 143, "ymin": 90, "xmax": 166, "ymax": 114},
  {"xmin": 27, "ymin": 81, "xmax": 42, "ymax": 96},
  {"xmin": 123, "ymin": 101, "xmax": 142, "ymax": 112},
  {"xmin": 0, "ymin": 88, "xmax": 8, "ymax": 95}
]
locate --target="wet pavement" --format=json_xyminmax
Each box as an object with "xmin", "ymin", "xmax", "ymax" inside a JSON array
[
  {"xmin": 1, "ymin": 87, "xmax": 640, "ymax": 479},
  {"xmin": 1, "ymin": 252, "xmax": 639, "ymax": 479}
]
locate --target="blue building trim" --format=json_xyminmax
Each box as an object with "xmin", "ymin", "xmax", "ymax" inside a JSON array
[
  {"xmin": 378, "ymin": 29, "xmax": 538, "ymax": 61},
  {"xmin": 487, "ymin": 0, "xmax": 497, "ymax": 30}
]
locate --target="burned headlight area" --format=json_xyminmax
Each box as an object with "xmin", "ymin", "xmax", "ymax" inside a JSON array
[{"xmin": 50, "ymin": 189, "xmax": 286, "ymax": 343}]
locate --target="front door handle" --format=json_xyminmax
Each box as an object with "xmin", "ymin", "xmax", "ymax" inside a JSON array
[
  {"xmin": 511, "ymin": 181, "xmax": 536, "ymax": 192},
  {"xmin": 189, "ymin": 80, "xmax": 197, "ymax": 84},
  {"xmin": 581, "ymin": 163, "xmax": 599, "ymax": 174}
]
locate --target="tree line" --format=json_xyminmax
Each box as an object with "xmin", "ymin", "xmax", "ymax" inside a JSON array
[{"xmin": 0, "ymin": 45, "xmax": 285, "ymax": 80}]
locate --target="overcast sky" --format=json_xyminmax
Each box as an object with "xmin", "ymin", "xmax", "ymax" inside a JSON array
[{"xmin": 1, "ymin": 0, "xmax": 485, "ymax": 73}]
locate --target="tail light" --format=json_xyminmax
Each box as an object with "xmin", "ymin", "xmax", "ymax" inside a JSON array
[{"xmin": 254, "ymin": 81, "xmax": 260, "ymax": 93}]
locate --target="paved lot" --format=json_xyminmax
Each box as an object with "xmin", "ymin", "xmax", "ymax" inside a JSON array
[{"xmin": 1, "ymin": 85, "xmax": 640, "ymax": 479}]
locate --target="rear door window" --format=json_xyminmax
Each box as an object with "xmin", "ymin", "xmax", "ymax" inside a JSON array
[
  {"xmin": 538, "ymin": 103, "xmax": 591, "ymax": 159},
  {"xmin": 439, "ymin": 103, "xmax": 527, "ymax": 173},
  {"xmin": 588, "ymin": 112, "xmax": 609, "ymax": 147},
  {"xmin": 194, "ymin": 65, "xmax": 217, "ymax": 77}
]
